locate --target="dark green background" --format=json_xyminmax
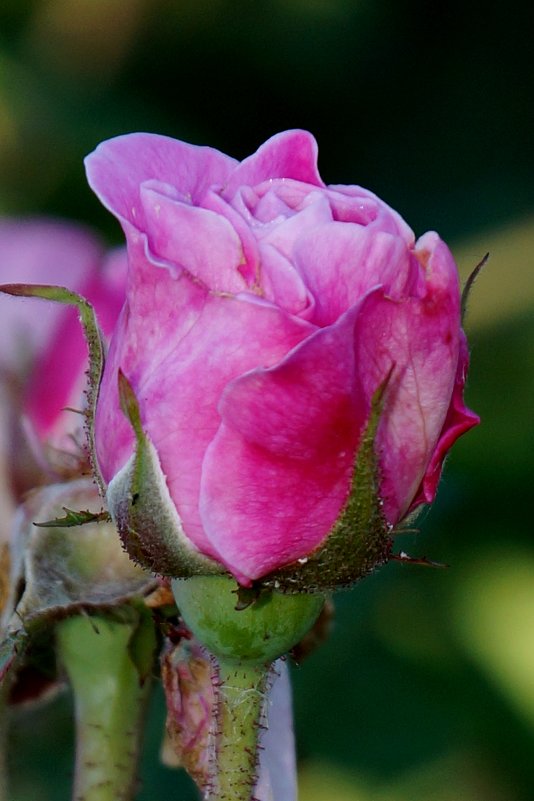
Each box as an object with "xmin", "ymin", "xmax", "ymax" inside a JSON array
[{"xmin": 2, "ymin": 1, "xmax": 533, "ymax": 799}]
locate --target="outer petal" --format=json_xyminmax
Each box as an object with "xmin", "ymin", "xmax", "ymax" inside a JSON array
[
  {"xmin": 409, "ymin": 332, "xmax": 480, "ymax": 510},
  {"xmin": 96, "ymin": 242, "xmax": 316, "ymax": 559},
  {"xmin": 84, "ymin": 133, "xmax": 237, "ymax": 231},
  {"xmin": 367, "ymin": 232, "xmax": 464, "ymax": 522},
  {"xmin": 222, "ymin": 130, "xmax": 324, "ymax": 198},
  {"xmin": 199, "ymin": 301, "xmax": 372, "ymax": 583}
]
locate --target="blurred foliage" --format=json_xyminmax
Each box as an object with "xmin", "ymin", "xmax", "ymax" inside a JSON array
[{"xmin": 1, "ymin": 1, "xmax": 533, "ymax": 799}]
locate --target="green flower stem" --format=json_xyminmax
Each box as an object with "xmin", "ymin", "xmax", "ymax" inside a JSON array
[
  {"xmin": 0, "ymin": 683, "xmax": 9, "ymax": 801},
  {"xmin": 209, "ymin": 658, "xmax": 269, "ymax": 801},
  {"xmin": 56, "ymin": 614, "xmax": 150, "ymax": 801},
  {"xmin": 172, "ymin": 576, "xmax": 325, "ymax": 801}
]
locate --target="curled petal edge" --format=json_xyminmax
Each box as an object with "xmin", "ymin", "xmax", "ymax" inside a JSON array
[{"xmin": 409, "ymin": 333, "xmax": 480, "ymax": 512}]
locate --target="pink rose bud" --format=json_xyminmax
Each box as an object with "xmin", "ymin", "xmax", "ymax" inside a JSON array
[
  {"xmin": 85, "ymin": 130, "xmax": 479, "ymax": 588},
  {"xmin": 0, "ymin": 219, "xmax": 126, "ymax": 501}
]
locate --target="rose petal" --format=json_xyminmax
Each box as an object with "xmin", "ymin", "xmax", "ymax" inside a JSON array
[
  {"xmin": 328, "ymin": 184, "xmax": 415, "ymax": 244},
  {"xmin": 199, "ymin": 302, "xmax": 372, "ymax": 582},
  {"xmin": 0, "ymin": 219, "xmax": 125, "ymax": 442},
  {"xmin": 200, "ymin": 233, "xmax": 463, "ymax": 580},
  {"xmin": 256, "ymin": 190, "xmax": 333, "ymax": 256},
  {"xmin": 140, "ymin": 184, "xmax": 247, "ymax": 293},
  {"xmin": 85, "ymin": 133, "xmax": 237, "ymax": 232},
  {"xmin": 223, "ymin": 130, "xmax": 324, "ymax": 199},
  {"xmin": 228, "ymin": 181, "xmax": 317, "ymax": 226},
  {"xmin": 26, "ymin": 249, "xmax": 127, "ymax": 442},
  {"xmin": 259, "ymin": 242, "xmax": 314, "ymax": 318},
  {"xmin": 364, "ymin": 232, "xmax": 463, "ymax": 521},
  {"xmin": 0, "ymin": 219, "xmax": 103, "ymax": 372},
  {"xmin": 96, "ymin": 244, "xmax": 315, "ymax": 558},
  {"xmin": 409, "ymin": 331, "xmax": 480, "ymax": 510},
  {"xmin": 200, "ymin": 189, "xmax": 261, "ymax": 287},
  {"xmin": 294, "ymin": 222, "xmax": 420, "ymax": 326}
]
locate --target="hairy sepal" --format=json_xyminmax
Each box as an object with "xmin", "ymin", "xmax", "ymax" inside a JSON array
[
  {"xmin": 261, "ymin": 376, "xmax": 393, "ymax": 593},
  {"xmin": 109, "ymin": 371, "xmax": 223, "ymax": 578}
]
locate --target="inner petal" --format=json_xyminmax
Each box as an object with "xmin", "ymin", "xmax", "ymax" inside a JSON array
[
  {"xmin": 294, "ymin": 223, "xmax": 418, "ymax": 326},
  {"xmin": 141, "ymin": 184, "xmax": 247, "ymax": 294}
]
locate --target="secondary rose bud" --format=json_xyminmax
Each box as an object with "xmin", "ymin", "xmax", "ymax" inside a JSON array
[
  {"xmin": 85, "ymin": 130, "xmax": 479, "ymax": 588},
  {"xmin": 160, "ymin": 637, "xmax": 215, "ymax": 789}
]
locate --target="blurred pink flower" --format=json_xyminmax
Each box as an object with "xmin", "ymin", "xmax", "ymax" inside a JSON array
[
  {"xmin": 0, "ymin": 219, "xmax": 126, "ymax": 506},
  {"xmin": 85, "ymin": 130, "xmax": 479, "ymax": 585}
]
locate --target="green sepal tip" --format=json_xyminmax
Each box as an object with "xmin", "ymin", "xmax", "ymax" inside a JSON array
[
  {"xmin": 461, "ymin": 252, "xmax": 489, "ymax": 322},
  {"xmin": 34, "ymin": 507, "xmax": 111, "ymax": 528},
  {"xmin": 0, "ymin": 282, "xmax": 106, "ymax": 493}
]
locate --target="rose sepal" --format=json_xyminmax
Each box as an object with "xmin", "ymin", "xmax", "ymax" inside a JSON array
[
  {"xmin": 0, "ymin": 283, "xmax": 106, "ymax": 492},
  {"xmin": 260, "ymin": 373, "xmax": 394, "ymax": 593},
  {"xmin": 107, "ymin": 371, "xmax": 224, "ymax": 578}
]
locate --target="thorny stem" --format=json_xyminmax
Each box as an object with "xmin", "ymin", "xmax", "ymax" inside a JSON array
[
  {"xmin": 56, "ymin": 615, "xmax": 150, "ymax": 801},
  {"xmin": 207, "ymin": 658, "xmax": 269, "ymax": 801}
]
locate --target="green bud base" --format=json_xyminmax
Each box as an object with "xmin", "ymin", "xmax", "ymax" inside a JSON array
[
  {"xmin": 172, "ymin": 575, "xmax": 325, "ymax": 665},
  {"xmin": 172, "ymin": 576, "xmax": 325, "ymax": 801}
]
